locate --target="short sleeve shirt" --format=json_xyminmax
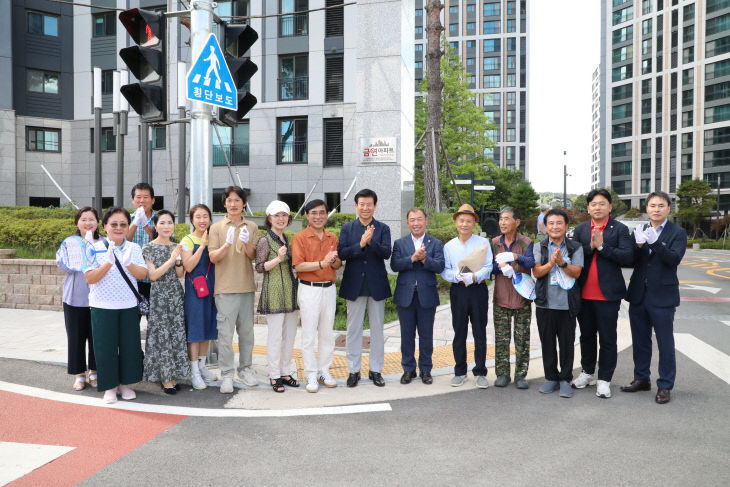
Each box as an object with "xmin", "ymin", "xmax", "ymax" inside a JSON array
[
  {"xmin": 208, "ymin": 216, "xmax": 258, "ymax": 295},
  {"xmin": 291, "ymin": 226, "xmax": 339, "ymax": 282},
  {"xmin": 533, "ymin": 240, "xmax": 584, "ymax": 310},
  {"xmin": 83, "ymin": 239, "xmax": 147, "ymax": 309}
]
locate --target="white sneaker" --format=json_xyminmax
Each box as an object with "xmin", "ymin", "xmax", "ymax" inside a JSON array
[
  {"xmin": 450, "ymin": 375, "xmax": 467, "ymax": 387},
  {"xmin": 306, "ymin": 374, "xmax": 319, "ymax": 393},
  {"xmin": 571, "ymin": 371, "xmax": 597, "ymax": 389},
  {"xmin": 191, "ymin": 372, "xmax": 207, "ymax": 390},
  {"xmin": 199, "ymin": 365, "xmax": 217, "ymax": 382},
  {"xmin": 318, "ymin": 372, "xmax": 337, "ymax": 388},
  {"xmin": 103, "ymin": 387, "xmax": 118, "ymax": 404},
  {"xmin": 239, "ymin": 367, "xmax": 258, "ymax": 387},
  {"xmin": 596, "ymin": 380, "xmax": 612, "ymax": 398},
  {"xmin": 220, "ymin": 377, "xmax": 234, "ymax": 394},
  {"xmin": 118, "ymin": 385, "xmax": 136, "ymax": 400}
]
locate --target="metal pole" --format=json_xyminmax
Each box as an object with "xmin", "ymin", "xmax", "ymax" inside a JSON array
[
  {"xmin": 113, "ymin": 71, "xmax": 123, "ymax": 206},
  {"xmin": 178, "ymin": 62, "xmax": 188, "ymax": 223},
  {"xmin": 140, "ymin": 122, "xmax": 149, "ymax": 183},
  {"xmin": 189, "ymin": 0, "xmax": 214, "ymax": 208},
  {"xmin": 118, "ymin": 71, "xmax": 129, "ymax": 206},
  {"xmin": 718, "ymin": 175, "xmax": 721, "ymax": 238},
  {"xmin": 470, "ymin": 171, "xmax": 475, "ymax": 207},
  {"xmin": 93, "ymin": 67, "xmax": 102, "ymax": 214},
  {"xmin": 147, "ymin": 125, "xmax": 153, "ymax": 187},
  {"xmin": 564, "ymin": 165, "xmax": 567, "ymax": 209}
]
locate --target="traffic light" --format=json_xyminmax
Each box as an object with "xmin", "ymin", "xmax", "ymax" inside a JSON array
[
  {"xmin": 218, "ymin": 23, "xmax": 258, "ymax": 126},
  {"xmin": 118, "ymin": 8, "xmax": 167, "ymax": 122}
]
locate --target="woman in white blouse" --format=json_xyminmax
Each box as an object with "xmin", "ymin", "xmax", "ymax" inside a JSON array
[{"xmin": 84, "ymin": 207, "xmax": 148, "ymax": 404}]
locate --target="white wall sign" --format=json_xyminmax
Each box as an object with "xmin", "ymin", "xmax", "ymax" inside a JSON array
[{"xmin": 361, "ymin": 137, "xmax": 397, "ymax": 163}]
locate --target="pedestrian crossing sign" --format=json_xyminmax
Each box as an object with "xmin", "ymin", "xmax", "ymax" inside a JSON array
[{"xmin": 186, "ymin": 33, "xmax": 237, "ymax": 110}]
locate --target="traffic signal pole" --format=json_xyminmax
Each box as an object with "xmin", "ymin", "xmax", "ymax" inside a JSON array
[{"xmin": 189, "ymin": 1, "xmax": 214, "ymax": 208}]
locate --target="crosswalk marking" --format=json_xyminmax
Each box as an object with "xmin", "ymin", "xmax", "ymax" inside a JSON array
[
  {"xmin": 675, "ymin": 333, "xmax": 730, "ymax": 385},
  {"xmin": 0, "ymin": 442, "xmax": 75, "ymax": 485},
  {"xmin": 192, "ymin": 74, "xmax": 201, "ymax": 84}
]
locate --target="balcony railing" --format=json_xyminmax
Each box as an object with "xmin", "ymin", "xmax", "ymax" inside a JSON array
[
  {"xmin": 279, "ymin": 76, "xmax": 309, "ymax": 100},
  {"xmin": 212, "ymin": 144, "xmax": 249, "ymax": 166},
  {"xmin": 277, "ymin": 141, "xmax": 308, "ymax": 164},
  {"xmin": 279, "ymin": 13, "xmax": 308, "ymax": 37}
]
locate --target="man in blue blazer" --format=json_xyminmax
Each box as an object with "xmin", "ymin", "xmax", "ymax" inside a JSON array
[
  {"xmin": 621, "ymin": 191, "xmax": 686, "ymax": 404},
  {"xmin": 571, "ymin": 189, "xmax": 634, "ymax": 399},
  {"xmin": 391, "ymin": 208, "xmax": 445, "ymax": 385},
  {"xmin": 338, "ymin": 189, "xmax": 392, "ymax": 387}
]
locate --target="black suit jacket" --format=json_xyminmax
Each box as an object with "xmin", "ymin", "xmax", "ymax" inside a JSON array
[
  {"xmin": 627, "ymin": 220, "xmax": 687, "ymax": 308},
  {"xmin": 571, "ymin": 217, "xmax": 634, "ymax": 301}
]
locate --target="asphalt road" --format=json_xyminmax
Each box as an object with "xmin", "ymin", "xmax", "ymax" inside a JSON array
[{"xmin": 3, "ymin": 250, "xmax": 730, "ymax": 486}]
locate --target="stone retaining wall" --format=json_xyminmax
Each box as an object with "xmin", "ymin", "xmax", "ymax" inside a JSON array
[{"xmin": 0, "ymin": 259, "xmax": 65, "ymax": 311}]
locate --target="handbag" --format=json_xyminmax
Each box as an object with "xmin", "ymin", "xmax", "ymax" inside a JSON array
[
  {"xmin": 187, "ymin": 262, "xmax": 212, "ymax": 298},
  {"xmin": 103, "ymin": 240, "xmax": 150, "ymax": 315}
]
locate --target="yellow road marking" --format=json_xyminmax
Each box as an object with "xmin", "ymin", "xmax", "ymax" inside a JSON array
[{"xmin": 707, "ymin": 267, "xmax": 730, "ymax": 280}]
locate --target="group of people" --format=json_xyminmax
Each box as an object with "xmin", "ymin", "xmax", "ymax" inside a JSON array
[{"xmin": 57, "ymin": 183, "xmax": 685, "ymax": 405}]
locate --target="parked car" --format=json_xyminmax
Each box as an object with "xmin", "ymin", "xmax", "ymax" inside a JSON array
[{"xmin": 620, "ymin": 220, "xmax": 650, "ymax": 235}]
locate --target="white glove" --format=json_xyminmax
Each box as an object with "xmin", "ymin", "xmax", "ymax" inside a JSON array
[
  {"xmin": 180, "ymin": 240, "xmax": 190, "ymax": 252},
  {"xmin": 460, "ymin": 272, "xmax": 474, "ymax": 286},
  {"xmin": 106, "ymin": 241, "xmax": 116, "ymax": 265},
  {"xmin": 84, "ymin": 230, "xmax": 94, "ymax": 244},
  {"xmin": 501, "ymin": 265, "xmax": 515, "ymax": 279},
  {"xmin": 122, "ymin": 245, "xmax": 133, "ymax": 267},
  {"xmin": 226, "ymin": 226, "xmax": 235, "ymax": 245},
  {"xmin": 634, "ymin": 226, "xmax": 647, "ymax": 245},
  {"xmin": 496, "ymin": 252, "xmax": 515, "ymax": 265},
  {"xmin": 644, "ymin": 226, "xmax": 659, "ymax": 245},
  {"xmin": 133, "ymin": 206, "xmax": 147, "ymax": 228},
  {"xmin": 239, "ymin": 226, "xmax": 250, "ymax": 243}
]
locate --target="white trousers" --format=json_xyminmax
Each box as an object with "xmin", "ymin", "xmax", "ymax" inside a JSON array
[
  {"xmin": 346, "ymin": 296, "xmax": 385, "ymax": 373},
  {"xmin": 265, "ymin": 311, "xmax": 299, "ymax": 379},
  {"xmin": 297, "ymin": 283, "xmax": 336, "ymax": 378}
]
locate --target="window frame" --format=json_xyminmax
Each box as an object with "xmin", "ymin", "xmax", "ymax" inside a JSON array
[{"xmin": 26, "ymin": 126, "xmax": 61, "ymax": 153}]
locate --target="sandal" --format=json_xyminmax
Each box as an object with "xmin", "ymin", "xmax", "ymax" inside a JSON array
[
  {"xmin": 280, "ymin": 375, "xmax": 300, "ymax": 388},
  {"xmin": 161, "ymin": 383, "xmax": 177, "ymax": 395},
  {"xmin": 87, "ymin": 371, "xmax": 98, "ymax": 388},
  {"xmin": 73, "ymin": 376, "xmax": 86, "ymax": 391},
  {"xmin": 270, "ymin": 378, "xmax": 285, "ymax": 393}
]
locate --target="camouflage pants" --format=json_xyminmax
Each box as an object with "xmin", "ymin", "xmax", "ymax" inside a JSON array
[{"xmin": 493, "ymin": 304, "xmax": 532, "ymax": 377}]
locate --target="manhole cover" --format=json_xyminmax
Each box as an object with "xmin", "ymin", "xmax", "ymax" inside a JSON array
[{"xmin": 334, "ymin": 335, "xmax": 370, "ymax": 349}]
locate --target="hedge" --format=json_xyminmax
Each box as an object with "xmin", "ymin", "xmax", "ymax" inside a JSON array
[{"xmin": 686, "ymin": 238, "xmax": 730, "ymax": 249}]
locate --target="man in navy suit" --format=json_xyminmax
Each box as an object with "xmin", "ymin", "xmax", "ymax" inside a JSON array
[
  {"xmin": 338, "ymin": 189, "xmax": 392, "ymax": 387},
  {"xmin": 571, "ymin": 189, "xmax": 634, "ymax": 399},
  {"xmin": 391, "ymin": 208, "xmax": 445, "ymax": 385},
  {"xmin": 621, "ymin": 191, "xmax": 686, "ymax": 404}
]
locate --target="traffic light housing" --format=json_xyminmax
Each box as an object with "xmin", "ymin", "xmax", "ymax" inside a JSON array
[
  {"xmin": 118, "ymin": 8, "xmax": 167, "ymax": 122},
  {"xmin": 218, "ymin": 23, "xmax": 258, "ymax": 126}
]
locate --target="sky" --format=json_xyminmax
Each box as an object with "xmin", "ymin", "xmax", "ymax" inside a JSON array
[{"xmin": 528, "ymin": 0, "xmax": 600, "ymax": 194}]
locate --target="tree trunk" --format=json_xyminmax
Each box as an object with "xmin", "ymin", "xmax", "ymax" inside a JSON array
[{"xmin": 423, "ymin": 1, "xmax": 444, "ymax": 212}]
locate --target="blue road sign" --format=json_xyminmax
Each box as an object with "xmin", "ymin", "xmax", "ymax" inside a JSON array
[{"xmin": 186, "ymin": 33, "xmax": 237, "ymax": 110}]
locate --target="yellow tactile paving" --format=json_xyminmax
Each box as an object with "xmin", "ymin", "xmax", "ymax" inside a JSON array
[{"xmin": 234, "ymin": 343, "xmax": 522, "ymax": 378}]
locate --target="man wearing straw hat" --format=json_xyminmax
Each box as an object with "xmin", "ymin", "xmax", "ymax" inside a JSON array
[{"xmin": 441, "ymin": 204, "xmax": 493, "ymax": 388}]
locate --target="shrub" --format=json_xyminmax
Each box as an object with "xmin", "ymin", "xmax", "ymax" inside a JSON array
[
  {"xmin": 325, "ymin": 212, "xmax": 356, "ymax": 229},
  {"xmin": 333, "ymin": 274, "xmax": 399, "ymax": 331},
  {"xmin": 0, "ymin": 206, "xmax": 76, "ymax": 220},
  {"xmin": 0, "ymin": 216, "xmax": 77, "ymax": 253},
  {"xmin": 624, "ymin": 207, "xmax": 642, "ymax": 218},
  {"xmin": 426, "ymin": 211, "xmax": 482, "ymax": 244}
]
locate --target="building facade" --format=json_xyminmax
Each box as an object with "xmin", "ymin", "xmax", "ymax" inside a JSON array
[
  {"xmin": 591, "ymin": 66, "xmax": 602, "ymax": 189},
  {"xmin": 0, "ymin": 0, "xmax": 415, "ymax": 236},
  {"xmin": 414, "ymin": 0, "xmax": 529, "ymax": 177},
  {"xmin": 601, "ymin": 0, "xmax": 730, "ymax": 209}
]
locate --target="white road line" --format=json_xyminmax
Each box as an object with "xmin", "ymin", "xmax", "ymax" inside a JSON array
[
  {"xmin": 674, "ymin": 333, "xmax": 730, "ymax": 385},
  {"xmin": 0, "ymin": 442, "xmax": 75, "ymax": 486},
  {"xmin": 0, "ymin": 381, "xmax": 392, "ymax": 418},
  {"xmin": 722, "ymin": 321, "xmax": 730, "ymax": 327}
]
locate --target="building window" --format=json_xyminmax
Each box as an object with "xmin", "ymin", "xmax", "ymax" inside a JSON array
[
  {"xmin": 506, "ymin": 74, "xmax": 516, "ymax": 87},
  {"xmin": 279, "ymin": 54, "xmax": 308, "ymax": 101},
  {"xmin": 415, "ymin": 8, "xmax": 422, "ymax": 16},
  {"xmin": 483, "ymin": 57, "xmax": 500, "ymax": 71},
  {"xmin": 93, "ymin": 12, "xmax": 116, "ymax": 37},
  {"xmin": 614, "ymin": 25, "xmax": 633, "ymax": 43},
  {"xmin": 325, "ymin": 192, "xmax": 341, "ymax": 212},
  {"xmin": 683, "ymin": 46, "xmax": 694, "ymax": 63},
  {"xmin": 613, "ymin": 45, "xmax": 633, "ymax": 63},
  {"xmin": 213, "ymin": 122, "xmax": 250, "ymax": 166},
  {"xmin": 707, "ymin": 36, "xmax": 730, "ymax": 58},
  {"xmin": 707, "ymin": 13, "xmax": 730, "ymax": 37},
  {"xmin": 507, "ymin": 92, "xmax": 516, "ymax": 106},
  {"xmin": 483, "ymin": 21, "xmax": 500, "ymax": 34},
  {"xmin": 706, "ymin": 126, "xmax": 730, "ymax": 145},
  {"xmin": 280, "ymin": 0, "xmax": 308, "ymax": 37},
  {"xmin": 449, "ymin": 24, "xmax": 457, "ymax": 35},
  {"xmin": 152, "ymin": 126, "xmax": 166, "ymax": 149},
  {"xmin": 278, "ymin": 193, "xmax": 306, "ymax": 212},
  {"xmin": 612, "ymin": 122, "xmax": 632, "ymax": 138},
  {"xmin": 101, "ymin": 70, "xmax": 114, "ymax": 96},
  {"xmin": 325, "ymin": 0, "xmax": 344, "ymax": 37},
  {"xmin": 415, "ymin": 26, "xmax": 423, "ymax": 38},
  {"xmin": 278, "ymin": 117, "xmax": 308, "ymax": 164},
  {"xmin": 483, "ymin": 92, "xmax": 499, "ymax": 106},
  {"xmin": 613, "ymin": 83, "xmax": 632, "ymax": 100},
  {"xmin": 27, "ymin": 11, "xmax": 58, "ymax": 37},
  {"xmin": 484, "ymin": 75, "xmax": 501, "ymax": 88},
  {"xmin": 466, "ymin": 22, "xmax": 475, "ymax": 34},
  {"xmin": 27, "ymin": 69, "xmax": 59, "ymax": 95},
  {"xmin": 325, "ymin": 55, "xmax": 343, "ymax": 103},
  {"xmin": 706, "ymin": 82, "xmax": 730, "ymax": 102},
  {"xmin": 29, "ymin": 196, "xmax": 62, "ymax": 207},
  {"xmin": 90, "ymin": 127, "xmax": 116, "ymax": 152},
  {"xmin": 613, "ymin": 6, "xmax": 633, "ymax": 26},
  {"xmin": 642, "ymin": 59, "xmax": 652, "ymax": 74},
  {"xmin": 467, "ymin": 4, "xmax": 476, "ymax": 13},
  {"xmin": 415, "ymin": 44, "xmax": 423, "ymax": 52},
  {"xmin": 612, "ymin": 65, "xmax": 632, "ymax": 82},
  {"xmin": 507, "ymin": 37, "xmax": 517, "ymax": 51},
  {"xmin": 323, "ymin": 118, "xmax": 343, "ymax": 167},
  {"xmin": 26, "ymin": 127, "xmax": 60, "ymax": 152},
  {"xmin": 466, "ymin": 40, "xmax": 476, "ymax": 49},
  {"xmin": 707, "ymin": 59, "xmax": 730, "ymax": 80},
  {"xmin": 613, "ymin": 103, "xmax": 632, "ymax": 119},
  {"xmin": 506, "ymin": 129, "xmax": 516, "ymax": 142},
  {"xmin": 643, "ymin": 0, "xmax": 653, "ymax": 15},
  {"xmin": 484, "ymin": 39, "xmax": 500, "ymax": 52},
  {"xmin": 707, "ymin": 0, "xmax": 730, "ymax": 14},
  {"xmin": 506, "ymin": 19, "xmax": 516, "ymax": 33},
  {"xmin": 483, "ymin": 2, "xmax": 500, "ymax": 16}
]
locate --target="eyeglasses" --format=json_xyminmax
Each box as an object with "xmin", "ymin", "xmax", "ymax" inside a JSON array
[
  {"xmin": 309, "ymin": 211, "xmax": 327, "ymax": 216},
  {"xmin": 108, "ymin": 222, "xmax": 129, "ymax": 229}
]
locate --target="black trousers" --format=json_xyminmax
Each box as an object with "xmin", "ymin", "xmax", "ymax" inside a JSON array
[
  {"xmin": 577, "ymin": 299, "xmax": 621, "ymax": 381},
  {"xmin": 449, "ymin": 282, "xmax": 489, "ymax": 377},
  {"xmin": 63, "ymin": 303, "xmax": 96, "ymax": 374},
  {"xmin": 536, "ymin": 307, "xmax": 575, "ymax": 382}
]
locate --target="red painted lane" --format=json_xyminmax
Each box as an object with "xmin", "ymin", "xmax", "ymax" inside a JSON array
[
  {"xmin": 681, "ymin": 297, "xmax": 730, "ymax": 302},
  {"xmin": 0, "ymin": 391, "xmax": 185, "ymax": 486}
]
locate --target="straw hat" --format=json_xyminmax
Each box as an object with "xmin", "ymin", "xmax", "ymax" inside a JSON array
[{"xmin": 453, "ymin": 203, "xmax": 479, "ymax": 222}]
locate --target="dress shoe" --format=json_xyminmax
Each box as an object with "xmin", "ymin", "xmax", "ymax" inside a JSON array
[
  {"xmin": 420, "ymin": 371, "xmax": 433, "ymax": 385},
  {"xmin": 620, "ymin": 380, "xmax": 651, "ymax": 393},
  {"xmin": 369, "ymin": 371, "xmax": 385, "ymax": 387},
  {"xmin": 346, "ymin": 372, "xmax": 360, "ymax": 388},
  {"xmin": 655, "ymin": 388, "xmax": 671, "ymax": 404},
  {"xmin": 400, "ymin": 371, "xmax": 416, "ymax": 384}
]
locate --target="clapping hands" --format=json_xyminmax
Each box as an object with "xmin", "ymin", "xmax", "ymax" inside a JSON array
[
  {"xmin": 239, "ymin": 226, "xmax": 250, "ymax": 243},
  {"xmin": 412, "ymin": 243, "xmax": 426, "ymax": 263},
  {"xmin": 644, "ymin": 226, "xmax": 659, "ymax": 244},
  {"xmin": 495, "ymin": 252, "xmax": 515, "ymax": 265},
  {"xmin": 323, "ymin": 246, "xmax": 338, "ymax": 266},
  {"xmin": 225, "ymin": 226, "xmax": 235, "ymax": 245},
  {"xmin": 634, "ymin": 226, "xmax": 648, "ymax": 245},
  {"xmin": 132, "ymin": 206, "xmax": 148, "ymax": 228},
  {"xmin": 360, "ymin": 225, "xmax": 374, "ymax": 248}
]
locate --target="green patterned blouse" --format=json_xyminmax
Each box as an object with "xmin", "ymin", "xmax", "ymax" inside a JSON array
[{"xmin": 255, "ymin": 230, "xmax": 299, "ymax": 314}]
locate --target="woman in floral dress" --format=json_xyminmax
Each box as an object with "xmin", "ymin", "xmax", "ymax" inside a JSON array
[{"xmin": 142, "ymin": 210, "xmax": 190, "ymax": 394}]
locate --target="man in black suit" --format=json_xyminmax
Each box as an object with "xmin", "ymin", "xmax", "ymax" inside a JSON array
[
  {"xmin": 621, "ymin": 191, "xmax": 686, "ymax": 404},
  {"xmin": 571, "ymin": 189, "xmax": 634, "ymax": 398},
  {"xmin": 390, "ymin": 208, "xmax": 445, "ymax": 385}
]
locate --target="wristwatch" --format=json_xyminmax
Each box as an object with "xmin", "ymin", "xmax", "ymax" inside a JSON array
[
  {"xmin": 597, "ymin": 244, "xmax": 604, "ymax": 252},
  {"xmin": 559, "ymin": 261, "xmax": 568, "ymax": 268}
]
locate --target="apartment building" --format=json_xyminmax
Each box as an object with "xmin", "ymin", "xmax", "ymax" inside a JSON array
[{"xmin": 414, "ymin": 0, "xmax": 529, "ymax": 177}]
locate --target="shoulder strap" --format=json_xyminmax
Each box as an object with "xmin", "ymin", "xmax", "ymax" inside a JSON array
[{"xmin": 103, "ymin": 239, "xmax": 144, "ymax": 302}]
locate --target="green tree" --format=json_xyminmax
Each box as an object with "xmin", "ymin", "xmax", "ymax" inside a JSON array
[
  {"xmin": 574, "ymin": 188, "xmax": 627, "ymax": 218},
  {"xmin": 677, "ymin": 178, "xmax": 715, "ymax": 237},
  {"xmin": 506, "ymin": 180, "xmax": 540, "ymax": 228},
  {"xmin": 572, "ymin": 194, "xmax": 587, "ymax": 214},
  {"xmin": 415, "ymin": 39, "xmax": 495, "ymax": 209}
]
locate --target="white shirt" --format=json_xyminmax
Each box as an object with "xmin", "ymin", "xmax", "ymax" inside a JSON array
[
  {"xmin": 441, "ymin": 234, "xmax": 493, "ymax": 284},
  {"xmin": 83, "ymin": 239, "xmax": 147, "ymax": 309},
  {"xmin": 411, "ymin": 233, "xmax": 425, "ymax": 250}
]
